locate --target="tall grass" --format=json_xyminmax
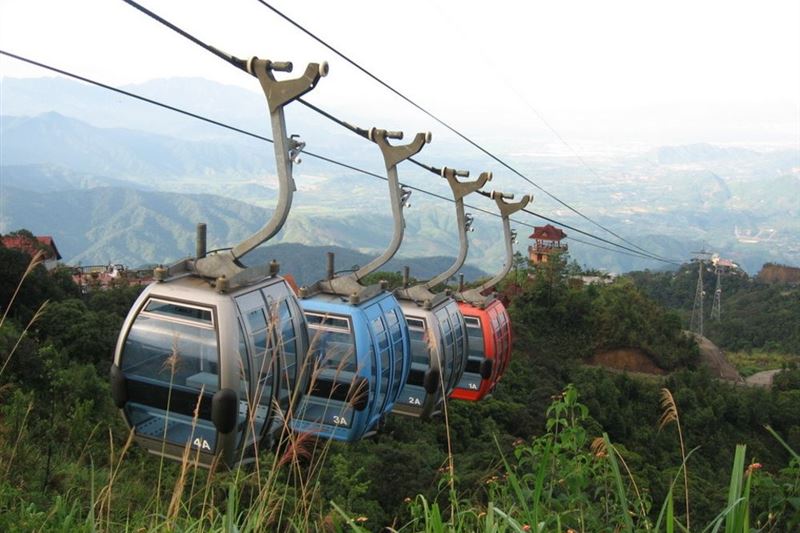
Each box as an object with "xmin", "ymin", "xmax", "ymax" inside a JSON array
[
  {"xmin": 1, "ymin": 260, "xmax": 796, "ymax": 532},
  {"xmin": 2, "ymin": 378, "xmax": 796, "ymax": 531},
  {"xmin": 0, "ymin": 250, "xmax": 48, "ymax": 378},
  {"xmin": 659, "ymin": 388, "xmax": 690, "ymax": 530}
]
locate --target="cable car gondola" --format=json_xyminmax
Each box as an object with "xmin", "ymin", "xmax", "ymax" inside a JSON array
[
  {"xmin": 110, "ymin": 57, "xmax": 327, "ymax": 467},
  {"xmin": 392, "ymin": 166, "xmax": 490, "ymax": 418},
  {"xmin": 291, "ymin": 127, "xmax": 430, "ymax": 441},
  {"xmin": 451, "ymin": 190, "xmax": 531, "ymax": 402}
]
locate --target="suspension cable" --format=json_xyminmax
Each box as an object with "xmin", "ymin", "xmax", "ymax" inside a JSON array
[
  {"xmin": 248, "ymin": 0, "xmax": 671, "ymax": 261},
  {"xmin": 0, "ymin": 49, "xmax": 679, "ymax": 266},
  {"xmin": 522, "ymin": 208, "xmax": 678, "ymax": 264},
  {"xmin": 567, "ymin": 236, "xmax": 666, "ymax": 261},
  {"xmin": 120, "ymin": 0, "xmax": 673, "ymax": 262}
]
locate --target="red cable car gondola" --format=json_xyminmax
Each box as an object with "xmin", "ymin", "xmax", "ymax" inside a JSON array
[{"xmin": 451, "ymin": 190, "xmax": 530, "ymax": 401}]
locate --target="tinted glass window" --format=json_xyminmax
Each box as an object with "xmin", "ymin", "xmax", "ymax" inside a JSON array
[
  {"xmin": 298, "ymin": 313, "xmax": 359, "ymax": 426},
  {"xmin": 372, "ymin": 316, "xmax": 391, "ymax": 409},
  {"xmin": 277, "ymin": 300, "xmax": 297, "ymax": 392},
  {"xmin": 445, "ymin": 304, "xmax": 467, "ymax": 390},
  {"xmin": 465, "ymin": 316, "xmax": 485, "ymax": 359},
  {"xmin": 236, "ymin": 321, "xmax": 252, "ymax": 447},
  {"xmin": 436, "ymin": 311, "xmax": 455, "ymax": 383},
  {"xmin": 144, "ymin": 300, "xmax": 212, "ymax": 324},
  {"xmin": 237, "ymin": 321, "xmax": 250, "ymax": 397},
  {"xmin": 236, "ymin": 292, "xmax": 275, "ymax": 440},
  {"xmin": 122, "ymin": 313, "xmax": 217, "ymax": 388},
  {"xmin": 386, "ymin": 309, "xmax": 405, "ymax": 393},
  {"xmin": 407, "ymin": 318, "xmax": 429, "ymax": 366},
  {"xmin": 121, "ymin": 300, "xmax": 218, "ymax": 452},
  {"xmin": 456, "ymin": 313, "xmax": 486, "ymax": 391},
  {"xmin": 306, "ymin": 313, "xmax": 357, "ymax": 373}
]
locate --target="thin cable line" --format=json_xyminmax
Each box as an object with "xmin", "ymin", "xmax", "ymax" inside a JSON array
[
  {"xmin": 120, "ymin": 0, "xmax": 670, "ymax": 262},
  {"xmin": 250, "ymin": 0, "xmax": 669, "ymax": 260},
  {"xmin": 523, "ymin": 208, "xmax": 678, "ymax": 265},
  {"xmin": 568, "ymin": 236, "xmax": 661, "ymax": 261},
  {"xmin": 0, "ymin": 49, "xmax": 676, "ymax": 265},
  {"xmin": 0, "ymin": 51, "xmax": 272, "ymax": 144}
]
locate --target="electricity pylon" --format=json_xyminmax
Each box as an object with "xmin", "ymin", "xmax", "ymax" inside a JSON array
[
  {"xmin": 710, "ymin": 266, "xmax": 722, "ymax": 321},
  {"xmin": 690, "ymin": 249, "xmax": 712, "ymax": 336}
]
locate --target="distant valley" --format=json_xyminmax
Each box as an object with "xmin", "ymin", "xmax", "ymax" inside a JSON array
[{"xmin": 1, "ymin": 76, "xmax": 798, "ymax": 274}]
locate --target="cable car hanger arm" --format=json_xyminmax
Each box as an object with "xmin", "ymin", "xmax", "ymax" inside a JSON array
[
  {"xmin": 193, "ymin": 57, "xmax": 328, "ymax": 281},
  {"xmin": 423, "ymin": 167, "xmax": 491, "ymax": 290},
  {"xmin": 352, "ymin": 128, "xmax": 431, "ymax": 281},
  {"xmin": 461, "ymin": 190, "xmax": 531, "ymax": 300},
  {"xmin": 0, "ymin": 47, "xmax": 680, "ymax": 267},
  {"xmin": 121, "ymin": 0, "xmax": 677, "ymax": 264}
]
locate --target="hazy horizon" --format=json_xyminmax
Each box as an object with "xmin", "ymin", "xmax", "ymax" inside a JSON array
[{"xmin": 2, "ymin": 0, "xmax": 798, "ymax": 150}]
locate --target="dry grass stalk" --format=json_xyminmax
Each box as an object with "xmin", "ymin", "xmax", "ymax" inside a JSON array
[
  {"xmin": 430, "ymin": 332, "xmax": 457, "ymax": 524},
  {"xmin": 278, "ymin": 314, "xmax": 347, "ymax": 529},
  {"xmin": 3, "ymin": 398, "xmax": 34, "ymax": 476},
  {"xmin": 95, "ymin": 428, "xmax": 136, "ymax": 527},
  {"xmin": 607, "ymin": 440, "xmax": 650, "ymax": 530},
  {"xmin": 167, "ymin": 386, "xmax": 206, "ymax": 523},
  {"xmin": 0, "ymin": 299, "xmax": 49, "ymax": 378},
  {"xmin": 155, "ymin": 336, "xmax": 182, "ymax": 518},
  {"xmin": 0, "ymin": 250, "xmax": 43, "ymax": 330},
  {"xmin": 590, "ymin": 436, "xmax": 607, "ymax": 458},
  {"xmin": 199, "ymin": 454, "xmax": 220, "ymax": 525},
  {"xmin": 659, "ymin": 388, "xmax": 690, "ymax": 530}
]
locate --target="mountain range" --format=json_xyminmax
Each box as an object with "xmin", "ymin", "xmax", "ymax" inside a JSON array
[{"xmin": 1, "ymin": 76, "xmax": 798, "ymax": 274}]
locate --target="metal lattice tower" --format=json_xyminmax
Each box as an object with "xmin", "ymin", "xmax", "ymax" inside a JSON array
[
  {"xmin": 689, "ymin": 249, "xmax": 711, "ymax": 336},
  {"xmin": 710, "ymin": 266, "xmax": 722, "ymax": 321}
]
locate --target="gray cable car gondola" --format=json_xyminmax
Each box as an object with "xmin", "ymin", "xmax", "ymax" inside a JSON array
[
  {"xmin": 110, "ymin": 57, "xmax": 328, "ymax": 467},
  {"xmin": 291, "ymin": 127, "xmax": 430, "ymax": 441},
  {"xmin": 392, "ymin": 166, "xmax": 490, "ymax": 418}
]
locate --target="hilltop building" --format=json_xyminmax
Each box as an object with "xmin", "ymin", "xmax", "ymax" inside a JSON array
[
  {"xmin": 72, "ymin": 264, "xmax": 153, "ymax": 293},
  {"xmin": 528, "ymin": 224, "xmax": 568, "ymax": 265},
  {"xmin": 1, "ymin": 234, "xmax": 62, "ymax": 270}
]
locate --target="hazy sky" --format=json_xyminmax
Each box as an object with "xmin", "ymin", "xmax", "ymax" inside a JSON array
[{"xmin": 1, "ymin": 0, "xmax": 799, "ymax": 146}]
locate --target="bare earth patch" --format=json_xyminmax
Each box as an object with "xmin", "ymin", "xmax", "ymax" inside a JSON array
[{"xmin": 588, "ymin": 348, "xmax": 667, "ymax": 375}]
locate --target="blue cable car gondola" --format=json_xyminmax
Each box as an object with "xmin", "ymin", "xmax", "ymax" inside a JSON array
[
  {"xmin": 392, "ymin": 166, "xmax": 490, "ymax": 418},
  {"xmin": 452, "ymin": 190, "xmax": 531, "ymax": 401},
  {"xmin": 110, "ymin": 57, "xmax": 328, "ymax": 467},
  {"xmin": 291, "ymin": 127, "xmax": 431, "ymax": 441}
]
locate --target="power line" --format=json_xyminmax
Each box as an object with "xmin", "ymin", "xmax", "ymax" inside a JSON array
[
  {"xmin": 247, "ymin": 0, "xmax": 671, "ymax": 262},
  {"xmin": 0, "ymin": 49, "xmax": 677, "ymax": 266},
  {"xmin": 118, "ymin": 0, "xmax": 681, "ymax": 264},
  {"xmin": 0, "ymin": 50, "xmax": 272, "ymax": 143},
  {"xmin": 568, "ymin": 236, "xmax": 663, "ymax": 261},
  {"xmin": 522, "ymin": 208, "xmax": 679, "ymax": 265}
]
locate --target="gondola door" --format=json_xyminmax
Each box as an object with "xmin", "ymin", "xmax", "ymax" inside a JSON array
[
  {"xmin": 235, "ymin": 290, "xmax": 279, "ymax": 452},
  {"xmin": 116, "ymin": 297, "xmax": 222, "ymax": 460}
]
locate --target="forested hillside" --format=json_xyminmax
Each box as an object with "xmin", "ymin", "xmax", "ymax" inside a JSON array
[
  {"xmin": 628, "ymin": 263, "xmax": 800, "ymax": 355},
  {"xmin": 1, "ymin": 245, "xmax": 798, "ymax": 531}
]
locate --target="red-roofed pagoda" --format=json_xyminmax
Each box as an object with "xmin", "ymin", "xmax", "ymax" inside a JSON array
[{"xmin": 528, "ymin": 224, "xmax": 567, "ymax": 265}]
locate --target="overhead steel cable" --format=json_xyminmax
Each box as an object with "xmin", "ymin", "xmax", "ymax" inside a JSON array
[
  {"xmin": 116, "ymin": 1, "xmax": 681, "ymax": 264},
  {"xmin": 121, "ymin": 0, "xmax": 673, "ymax": 263},
  {"xmin": 248, "ymin": 0, "xmax": 672, "ymax": 262},
  {"xmin": 522, "ymin": 208, "xmax": 679, "ymax": 265},
  {"xmin": 0, "ymin": 49, "xmax": 677, "ymax": 266},
  {"xmin": 566, "ymin": 236, "xmax": 669, "ymax": 261},
  {"xmin": 0, "ymin": 50, "xmax": 272, "ymax": 144}
]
